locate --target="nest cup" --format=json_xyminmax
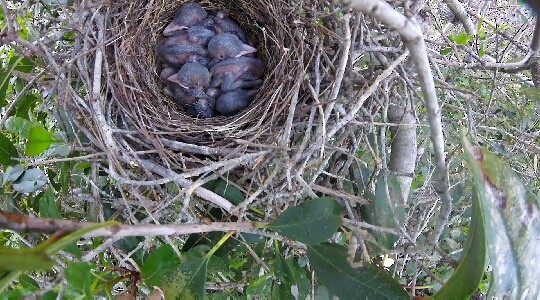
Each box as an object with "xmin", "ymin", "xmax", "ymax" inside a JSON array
[{"xmin": 108, "ymin": 0, "xmax": 307, "ymax": 146}]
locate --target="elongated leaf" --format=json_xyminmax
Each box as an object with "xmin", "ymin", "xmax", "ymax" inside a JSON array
[
  {"xmin": 0, "ymin": 249, "xmax": 54, "ymax": 271},
  {"xmin": 266, "ymin": 197, "xmax": 342, "ymax": 244},
  {"xmin": 39, "ymin": 188, "xmax": 62, "ymax": 218},
  {"xmin": 434, "ymin": 186, "xmax": 486, "ymax": 298},
  {"xmin": 308, "ymin": 243, "xmax": 409, "ymax": 299},
  {"xmin": 26, "ymin": 126, "xmax": 57, "ymax": 156},
  {"xmin": 0, "ymin": 56, "xmax": 25, "ymax": 109},
  {"xmin": 0, "ymin": 221, "xmax": 116, "ymax": 292},
  {"xmin": 463, "ymin": 137, "xmax": 540, "ymax": 298},
  {"xmin": 203, "ymin": 178, "xmax": 244, "ymax": 205},
  {"xmin": 359, "ymin": 174, "xmax": 405, "ymax": 253},
  {"xmin": 141, "ymin": 244, "xmax": 181, "ymax": 287},
  {"xmin": 0, "ymin": 133, "xmax": 18, "ymax": 167}
]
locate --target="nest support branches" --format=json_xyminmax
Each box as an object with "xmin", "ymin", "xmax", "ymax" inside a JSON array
[{"xmin": 50, "ymin": 0, "xmax": 429, "ymax": 248}]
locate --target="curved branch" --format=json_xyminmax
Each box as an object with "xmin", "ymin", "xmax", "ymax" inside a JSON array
[{"xmin": 341, "ymin": 0, "xmax": 452, "ymax": 243}]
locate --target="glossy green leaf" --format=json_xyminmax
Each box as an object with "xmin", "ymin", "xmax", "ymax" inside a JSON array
[
  {"xmin": 463, "ymin": 137, "xmax": 540, "ymax": 298},
  {"xmin": 0, "ymin": 248, "xmax": 54, "ymax": 271},
  {"xmin": 266, "ymin": 197, "xmax": 342, "ymax": 245},
  {"xmin": 203, "ymin": 178, "xmax": 244, "ymax": 205},
  {"xmin": 12, "ymin": 168, "xmax": 47, "ymax": 194},
  {"xmin": 0, "ymin": 133, "xmax": 18, "ymax": 167},
  {"xmin": 359, "ymin": 174, "xmax": 405, "ymax": 253},
  {"xmin": 434, "ymin": 185, "xmax": 486, "ymax": 298},
  {"xmin": 308, "ymin": 243, "xmax": 409, "ymax": 299},
  {"xmin": 25, "ymin": 126, "xmax": 57, "ymax": 156},
  {"xmin": 141, "ymin": 244, "xmax": 181, "ymax": 287},
  {"xmin": 65, "ymin": 262, "xmax": 92, "ymax": 297}
]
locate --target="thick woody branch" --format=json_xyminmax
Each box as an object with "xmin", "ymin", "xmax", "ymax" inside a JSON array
[
  {"xmin": 0, "ymin": 211, "xmax": 265, "ymax": 238},
  {"xmin": 341, "ymin": 0, "xmax": 452, "ymax": 243}
]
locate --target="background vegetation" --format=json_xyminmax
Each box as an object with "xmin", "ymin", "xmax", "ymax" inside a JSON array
[{"xmin": 0, "ymin": 0, "xmax": 538, "ymax": 299}]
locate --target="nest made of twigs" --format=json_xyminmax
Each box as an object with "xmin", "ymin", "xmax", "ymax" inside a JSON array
[{"xmin": 107, "ymin": 0, "xmax": 312, "ymax": 147}]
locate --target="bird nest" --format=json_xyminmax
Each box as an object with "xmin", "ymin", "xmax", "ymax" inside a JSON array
[
  {"xmin": 109, "ymin": 0, "xmax": 304, "ymax": 146},
  {"xmin": 62, "ymin": 0, "xmax": 380, "ymax": 216}
]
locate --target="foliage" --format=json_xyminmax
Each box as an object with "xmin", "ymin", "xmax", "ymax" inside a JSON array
[{"xmin": 0, "ymin": 0, "xmax": 539, "ymax": 299}]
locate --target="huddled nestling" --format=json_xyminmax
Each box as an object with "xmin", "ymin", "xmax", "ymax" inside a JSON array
[{"xmin": 156, "ymin": 2, "xmax": 265, "ymax": 118}]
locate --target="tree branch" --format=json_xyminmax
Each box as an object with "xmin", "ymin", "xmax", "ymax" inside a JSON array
[
  {"xmin": 341, "ymin": 0, "xmax": 452, "ymax": 243},
  {"xmin": 0, "ymin": 211, "xmax": 265, "ymax": 238}
]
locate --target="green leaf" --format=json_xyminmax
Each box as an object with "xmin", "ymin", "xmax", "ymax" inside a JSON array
[
  {"xmin": 203, "ymin": 178, "xmax": 244, "ymax": 205},
  {"xmin": 18, "ymin": 274, "xmax": 39, "ymax": 290},
  {"xmin": 454, "ymin": 31, "xmax": 470, "ymax": 45},
  {"xmin": 0, "ymin": 221, "xmax": 116, "ymax": 292},
  {"xmin": 39, "ymin": 221, "xmax": 118, "ymax": 255},
  {"xmin": 307, "ymin": 243, "xmax": 409, "ymax": 299},
  {"xmin": 274, "ymin": 253, "xmax": 309, "ymax": 300},
  {"xmin": 161, "ymin": 255, "xmax": 208, "ymax": 299},
  {"xmin": 463, "ymin": 137, "xmax": 540, "ymax": 298},
  {"xmin": 521, "ymin": 86, "xmax": 540, "ymax": 101},
  {"xmin": 0, "ymin": 247, "xmax": 55, "ymax": 271},
  {"xmin": 39, "ymin": 188, "xmax": 62, "ymax": 218},
  {"xmin": 25, "ymin": 126, "xmax": 57, "ymax": 156},
  {"xmin": 161, "ymin": 233, "xmax": 233, "ymax": 299},
  {"xmin": 246, "ymin": 274, "xmax": 273, "ymax": 298},
  {"xmin": 0, "ymin": 56, "xmax": 25, "ymax": 109},
  {"xmin": 4, "ymin": 116, "xmax": 36, "ymax": 139},
  {"xmin": 0, "ymin": 133, "xmax": 18, "ymax": 167},
  {"xmin": 65, "ymin": 262, "xmax": 92, "ymax": 297},
  {"xmin": 434, "ymin": 185, "xmax": 486, "ymax": 298},
  {"xmin": 360, "ymin": 174, "xmax": 405, "ymax": 253},
  {"xmin": 141, "ymin": 244, "xmax": 181, "ymax": 286},
  {"xmin": 13, "ymin": 93, "xmax": 39, "ymax": 120},
  {"xmin": 13, "ymin": 57, "xmax": 33, "ymax": 73},
  {"xmin": 266, "ymin": 197, "xmax": 342, "ymax": 244},
  {"xmin": 440, "ymin": 47, "xmax": 453, "ymax": 55},
  {"xmin": 12, "ymin": 168, "xmax": 47, "ymax": 194}
]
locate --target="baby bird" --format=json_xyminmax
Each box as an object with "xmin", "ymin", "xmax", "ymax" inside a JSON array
[
  {"xmin": 156, "ymin": 34, "xmax": 208, "ymax": 67},
  {"xmin": 187, "ymin": 26, "xmax": 215, "ymax": 47},
  {"xmin": 207, "ymin": 33, "xmax": 256, "ymax": 60},
  {"xmin": 187, "ymin": 98, "xmax": 216, "ymax": 118},
  {"xmin": 163, "ymin": 2, "xmax": 208, "ymax": 36},
  {"xmin": 210, "ymin": 56, "xmax": 265, "ymax": 92},
  {"xmin": 212, "ymin": 11, "xmax": 247, "ymax": 43},
  {"xmin": 168, "ymin": 62, "xmax": 211, "ymax": 89},
  {"xmin": 215, "ymin": 89, "xmax": 258, "ymax": 116}
]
